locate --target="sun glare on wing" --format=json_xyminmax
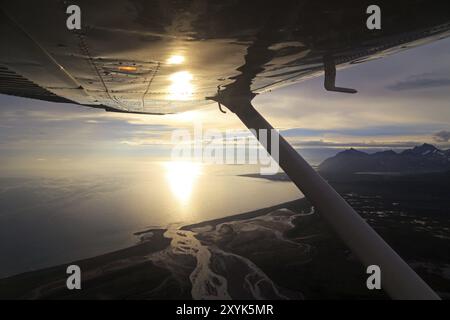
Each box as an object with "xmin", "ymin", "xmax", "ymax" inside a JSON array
[
  {"xmin": 167, "ymin": 55, "xmax": 185, "ymax": 65},
  {"xmin": 168, "ymin": 71, "xmax": 194, "ymax": 101},
  {"xmin": 164, "ymin": 161, "xmax": 202, "ymax": 204}
]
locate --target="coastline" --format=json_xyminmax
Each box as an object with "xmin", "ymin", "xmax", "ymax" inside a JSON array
[
  {"xmin": 0, "ymin": 197, "xmax": 310, "ymax": 299},
  {"xmin": 2, "ymin": 168, "xmax": 449, "ymax": 300}
]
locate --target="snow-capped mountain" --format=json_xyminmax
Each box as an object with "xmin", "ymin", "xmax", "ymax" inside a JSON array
[{"xmin": 318, "ymin": 144, "xmax": 450, "ymax": 174}]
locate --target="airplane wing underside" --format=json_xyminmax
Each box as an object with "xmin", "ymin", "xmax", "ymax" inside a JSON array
[{"xmin": 1, "ymin": 0, "xmax": 450, "ymax": 115}]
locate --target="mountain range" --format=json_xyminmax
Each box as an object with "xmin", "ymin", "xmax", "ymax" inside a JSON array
[{"xmin": 318, "ymin": 143, "xmax": 450, "ymax": 174}]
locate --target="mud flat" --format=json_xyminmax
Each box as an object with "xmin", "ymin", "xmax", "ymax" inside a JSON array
[
  {"xmin": 0, "ymin": 197, "xmax": 386, "ymax": 299},
  {"xmin": 0, "ymin": 200, "xmax": 311, "ymax": 299},
  {"xmin": 0, "ymin": 229, "xmax": 191, "ymax": 299}
]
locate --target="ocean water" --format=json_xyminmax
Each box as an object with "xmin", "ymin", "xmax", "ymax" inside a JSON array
[{"xmin": 0, "ymin": 162, "xmax": 302, "ymax": 278}]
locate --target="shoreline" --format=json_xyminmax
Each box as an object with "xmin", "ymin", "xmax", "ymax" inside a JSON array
[
  {"xmin": 3, "ymin": 170, "xmax": 448, "ymax": 299},
  {"xmin": 183, "ymin": 198, "xmax": 307, "ymax": 231},
  {"xmin": 0, "ymin": 197, "xmax": 309, "ymax": 299}
]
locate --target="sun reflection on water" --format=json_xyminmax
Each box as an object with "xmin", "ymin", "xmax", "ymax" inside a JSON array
[{"xmin": 164, "ymin": 161, "xmax": 202, "ymax": 204}]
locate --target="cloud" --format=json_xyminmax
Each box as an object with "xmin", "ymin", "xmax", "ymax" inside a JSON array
[
  {"xmin": 433, "ymin": 130, "xmax": 450, "ymax": 143},
  {"xmin": 290, "ymin": 139, "xmax": 425, "ymax": 148},
  {"xmin": 387, "ymin": 74, "xmax": 450, "ymax": 91},
  {"xmin": 281, "ymin": 125, "xmax": 442, "ymax": 138}
]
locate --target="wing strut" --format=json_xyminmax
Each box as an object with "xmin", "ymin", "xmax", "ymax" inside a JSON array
[{"xmin": 220, "ymin": 96, "xmax": 439, "ymax": 300}]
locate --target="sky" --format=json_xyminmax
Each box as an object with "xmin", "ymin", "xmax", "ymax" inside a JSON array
[{"xmin": 1, "ymin": 36, "xmax": 450, "ymax": 172}]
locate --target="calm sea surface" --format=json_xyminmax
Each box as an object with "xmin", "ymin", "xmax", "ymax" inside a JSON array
[{"xmin": 0, "ymin": 162, "xmax": 302, "ymax": 278}]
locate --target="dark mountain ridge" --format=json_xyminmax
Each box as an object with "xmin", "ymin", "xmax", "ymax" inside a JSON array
[{"xmin": 318, "ymin": 144, "xmax": 450, "ymax": 174}]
